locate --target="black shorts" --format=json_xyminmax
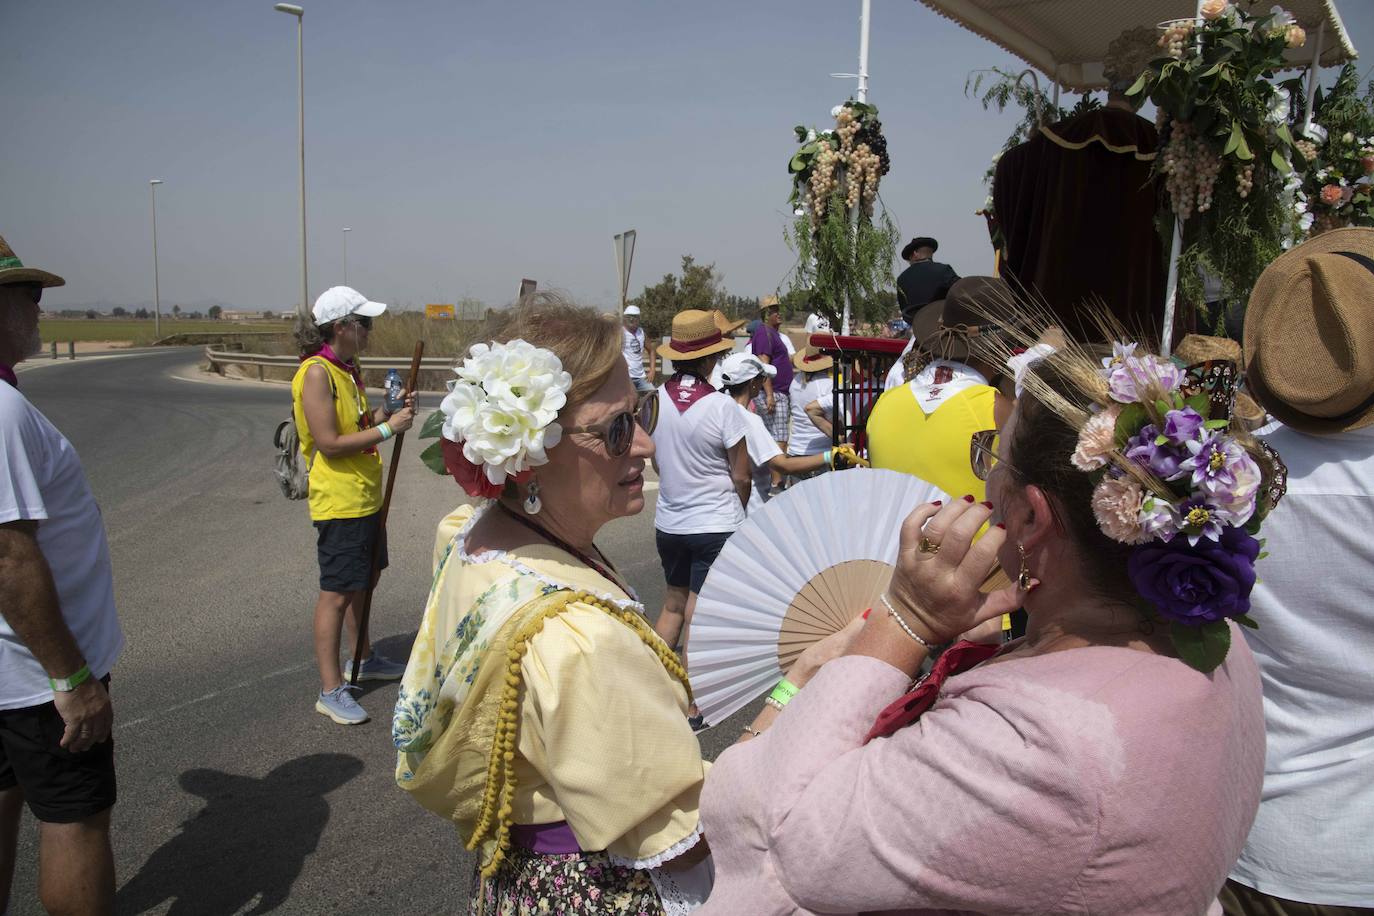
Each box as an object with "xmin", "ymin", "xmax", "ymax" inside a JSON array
[
  {"xmin": 314, "ymin": 512, "xmax": 389, "ymax": 593},
  {"xmin": 0, "ymin": 677, "xmax": 116, "ymax": 823},
  {"xmin": 655, "ymin": 530, "xmax": 732, "ymax": 594}
]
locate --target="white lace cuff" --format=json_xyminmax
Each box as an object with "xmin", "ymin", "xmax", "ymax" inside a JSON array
[{"xmin": 608, "ymin": 824, "xmax": 704, "ymax": 870}]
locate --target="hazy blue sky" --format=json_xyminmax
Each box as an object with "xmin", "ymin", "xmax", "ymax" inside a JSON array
[{"xmin": 5, "ymin": 1, "xmax": 1373, "ymax": 312}]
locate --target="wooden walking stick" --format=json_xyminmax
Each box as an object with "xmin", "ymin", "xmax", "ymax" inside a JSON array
[{"xmin": 350, "ymin": 340, "xmax": 425, "ymax": 687}]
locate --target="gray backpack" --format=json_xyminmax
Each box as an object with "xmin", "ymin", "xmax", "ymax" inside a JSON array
[{"xmin": 274, "ymin": 359, "xmax": 334, "ymax": 500}]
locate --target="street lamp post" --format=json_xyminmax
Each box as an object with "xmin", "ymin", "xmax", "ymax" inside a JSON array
[
  {"xmin": 274, "ymin": 3, "xmax": 308, "ymax": 317},
  {"xmin": 149, "ymin": 179, "xmax": 164, "ymax": 339},
  {"xmin": 342, "ymin": 227, "xmax": 351, "ymax": 285}
]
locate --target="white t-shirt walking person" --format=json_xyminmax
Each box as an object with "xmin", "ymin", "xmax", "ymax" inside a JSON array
[{"xmin": 621, "ymin": 305, "xmax": 654, "ymax": 397}]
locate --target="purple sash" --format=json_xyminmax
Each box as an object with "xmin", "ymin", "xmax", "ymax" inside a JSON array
[{"xmin": 511, "ymin": 821, "xmax": 583, "ymax": 855}]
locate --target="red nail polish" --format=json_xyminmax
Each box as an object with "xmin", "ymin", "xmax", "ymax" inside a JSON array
[
  {"xmin": 932, "ymin": 500, "xmax": 943, "ymax": 507},
  {"xmin": 982, "ymin": 501, "xmax": 994, "ymax": 509},
  {"xmin": 962, "ymin": 494, "xmax": 976, "ymax": 503},
  {"xmin": 995, "ymin": 522, "xmax": 1006, "ymax": 530}
]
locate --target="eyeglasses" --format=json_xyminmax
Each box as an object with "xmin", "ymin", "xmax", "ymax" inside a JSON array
[
  {"xmin": 970, "ymin": 429, "xmax": 1000, "ymax": 481},
  {"xmin": 566, "ymin": 408, "xmax": 644, "ymax": 458}
]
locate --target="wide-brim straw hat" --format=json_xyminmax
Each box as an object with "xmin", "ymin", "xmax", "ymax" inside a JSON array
[
  {"xmin": 791, "ymin": 346, "xmax": 834, "ymax": 373},
  {"xmin": 0, "ymin": 234, "xmax": 65, "ymax": 288},
  {"xmin": 1173, "ymin": 334, "xmax": 1266, "ymax": 428},
  {"xmin": 759, "ymin": 295, "xmax": 781, "ymax": 314},
  {"xmin": 1245, "ymin": 227, "xmax": 1374, "ymax": 433},
  {"xmin": 910, "ymin": 276, "xmax": 1016, "ymax": 363},
  {"xmin": 657, "ymin": 309, "xmax": 736, "ymax": 361},
  {"xmin": 711, "ymin": 309, "xmax": 747, "ymax": 336}
]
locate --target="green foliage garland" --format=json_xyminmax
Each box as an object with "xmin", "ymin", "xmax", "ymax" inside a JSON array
[
  {"xmin": 1291, "ymin": 63, "xmax": 1374, "ymax": 237},
  {"xmin": 784, "ymin": 101, "xmax": 900, "ymax": 331}
]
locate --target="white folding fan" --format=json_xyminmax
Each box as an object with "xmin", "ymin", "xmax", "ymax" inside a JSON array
[{"xmin": 687, "ymin": 467, "xmax": 949, "ymax": 728}]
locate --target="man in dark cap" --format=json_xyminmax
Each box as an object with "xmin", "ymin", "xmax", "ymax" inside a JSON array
[{"xmin": 896, "ymin": 237, "xmax": 959, "ymax": 324}]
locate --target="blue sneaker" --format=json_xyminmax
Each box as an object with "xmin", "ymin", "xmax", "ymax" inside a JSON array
[
  {"xmin": 316, "ymin": 685, "xmax": 368, "ymax": 725},
  {"xmin": 343, "ymin": 653, "xmax": 407, "ymax": 682}
]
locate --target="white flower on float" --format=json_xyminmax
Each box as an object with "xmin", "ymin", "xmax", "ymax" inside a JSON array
[
  {"xmin": 1267, "ymin": 89, "xmax": 1290, "ymax": 125},
  {"xmin": 831, "ymin": 105, "xmax": 844, "ymax": 118}
]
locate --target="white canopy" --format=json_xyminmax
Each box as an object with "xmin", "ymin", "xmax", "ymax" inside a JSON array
[{"xmin": 916, "ymin": 0, "xmax": 1357, "ymax": 92}]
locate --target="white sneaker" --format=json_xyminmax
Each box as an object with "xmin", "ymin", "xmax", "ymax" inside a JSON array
[{"xmin": 316, "ymin": 685, "xmax": 368, "ymax": 725}]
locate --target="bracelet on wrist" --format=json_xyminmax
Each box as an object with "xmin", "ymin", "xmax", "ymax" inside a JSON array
[
  {"xmin": 49, "ymin": 664, "xmax": 92, "ymax": 693},
  {"xmin": 878, "ymin": 593, "xmax": 944, "ymax": 652},
  {"xmin": 768, "ymin": 678, "xmax": 799, "ymax": 707},
  {"xmin": 764, "ymin": 696, "xmax": 786, "ymax": 712},
  {"xmin": 378, "ymin": 422, "xmax": 393, "ymax": 441},
  {"xmin": 741, "ymin": 724, "xmax": 762, "ymax": 738}
]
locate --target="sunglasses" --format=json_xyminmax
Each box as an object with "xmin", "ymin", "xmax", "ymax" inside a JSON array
[
  {"xmin": 352, "ymin": 315, "xmax": 373, "ymax": 330},
  {"xmin": 970, "ymin": 429, "xmax": 1000, "ymax": 481},
  {"xmin": 566, "ymin": 407, "xmax": 650, "ymax": 458}
]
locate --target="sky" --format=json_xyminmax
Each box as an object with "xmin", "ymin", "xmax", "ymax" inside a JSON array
[{"xmin": 5, "ymin": 0, "xmax": 1374, "ymax": 313}]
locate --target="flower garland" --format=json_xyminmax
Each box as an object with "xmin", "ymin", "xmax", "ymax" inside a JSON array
[
  {"xmin": 1073, "ymin": 341, "xmax": 1281, "ymax": 671},
  {"xmin": 419, "ymin": 339, "xmax": 572, "ymax": 499},
  {"xmin": 1290, "ymin": 63, "xmax": 1374, "ymax": 239}
]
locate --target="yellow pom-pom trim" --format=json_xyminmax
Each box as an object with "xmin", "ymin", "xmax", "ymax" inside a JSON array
[{"xmin": 464, "ymin": 590, "xmax": 692, "ymax": 878}]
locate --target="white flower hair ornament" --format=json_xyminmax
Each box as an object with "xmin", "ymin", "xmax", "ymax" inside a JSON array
[{"xmin": 433, "ymin": 339, "xmax": 572, "ymax": 499}]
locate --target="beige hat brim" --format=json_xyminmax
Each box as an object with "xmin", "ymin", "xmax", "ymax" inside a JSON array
[
  {"xmin": 656, "ymin": 338, "xmax": 734, "ymax": 361},
  {"xmin": 0, "ymin": 267, "xmax": 65, "ymax": 289}
]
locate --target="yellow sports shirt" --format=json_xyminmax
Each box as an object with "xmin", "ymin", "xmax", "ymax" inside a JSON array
[
  {"xmin": 290, "ymin": 357, "xmax": 383, "ymax": 521},
  {"xmin": 866, "ymin": 382, "xmax": 996, "ymax": 502}
]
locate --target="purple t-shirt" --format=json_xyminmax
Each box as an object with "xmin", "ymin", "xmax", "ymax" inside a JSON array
[{"xmin": 749, "ymin": 325, "xmax": 794, "ymax": 391}]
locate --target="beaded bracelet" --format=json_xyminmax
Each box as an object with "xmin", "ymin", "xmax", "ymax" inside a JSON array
[
  {"xmin": 741, "ymin": 725, "xmax": 762, "ymax": 738},
  {"xmin": 764, "ymin": 696, "xmax": 786, "ymax": 712},
  {"xmin": 878, "ymin": 593, "xmax": 942, "ymax": 652}
]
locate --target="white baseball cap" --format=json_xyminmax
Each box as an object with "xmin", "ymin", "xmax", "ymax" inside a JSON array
[
  {"xmin": 719, "ymin": 351, "xmax": 776, "ymax": 386},
  {"xmin": 312, "ymin": 286, "xmax": 388, "ymax": 325},
  {"xmin": 623, "ymin": 305, "xmax": 641, "ymax": 316}
]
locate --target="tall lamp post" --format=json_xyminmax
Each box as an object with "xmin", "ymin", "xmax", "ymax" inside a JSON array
[
  {"xmin": 342, "ymin": 227, "xmax": 351, "ymax": 285},
  {"xmin": 149, "ymin": 179, "xmax": 164, "ymax": 339},
  {"xmin": 274, "ymin": 2, "xmax": 308, "ymax": 317}
]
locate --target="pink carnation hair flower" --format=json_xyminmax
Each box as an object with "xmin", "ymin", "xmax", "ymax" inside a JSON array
[
  {"xmin": 1092, "ymin": 476, "xmax": 1154, "ymax": 545},
  {"xmin": 1071, "ymin": 403, "xmax": 1123, "ymax": 471}
]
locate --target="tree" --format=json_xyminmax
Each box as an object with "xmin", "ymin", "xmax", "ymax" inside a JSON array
[
  {"xmin": 262, "ymin": 310, "xmax": 275, "ymax": 320},
  {"xmin": 172, "ymin": 304, "xmax": 181, "ymax": 319},
  {"xmin": 720, "ymin": 294, "xmax": 759, "ymax": 322},
  {"xmin": 134, "ymin": 308, "xmax": 150, "ymax": 319},
  {"xmin": 208, "ymin": 305, "xmax": 223, "ymax": 320},
  {"xmin": 628, "ymin": 255, "xmax": 728, "ymax": 339},
  {"xmin": 85, "ymin": 309, "xmax": 98, "ymax": 320},
  {"xmin": 111, "ymin": 307, "xmax": 127, "ymax": 317}
]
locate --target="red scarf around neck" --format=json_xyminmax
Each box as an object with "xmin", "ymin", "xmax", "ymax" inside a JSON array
[
  {"xmin": 864, "ymin": 639, "xmax": 1002, "ymax": 743},
  {"xmin": 664, "ymin": 372, "xmax": 715, "ymax": 414}
]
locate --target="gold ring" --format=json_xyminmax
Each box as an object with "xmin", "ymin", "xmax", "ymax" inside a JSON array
[{"xmin": 918, "ymin": 536, "xmax": 941, "ymax": 554}]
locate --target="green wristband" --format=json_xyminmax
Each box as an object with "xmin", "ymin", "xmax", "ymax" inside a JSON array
[
  {"xmin": 49, "ymin": 664, "xmax": 92, "ymax": 693},
  {"xmin": 769, "ymin": 678, "xmax": 800, "ymax": 706},
  {"xmin": 378, "ymin": 422, "xmax": 393, "ymax": 441}
]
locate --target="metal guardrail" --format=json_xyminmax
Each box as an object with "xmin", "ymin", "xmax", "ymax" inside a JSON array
[{"xmin": 204, "ymin": 346, "xmax": 455, "ymax": 381}]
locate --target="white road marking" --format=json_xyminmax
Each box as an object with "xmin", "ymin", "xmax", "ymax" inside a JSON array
[{"xmin": 116, "ymin": 660, "xmax": 317, "ymax": 731}]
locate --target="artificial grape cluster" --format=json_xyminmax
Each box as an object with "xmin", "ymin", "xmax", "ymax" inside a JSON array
[
  {"xmin": 1158, "ymin": 20, "xmax": 1194, "ymax": 59},
  {"xmin": 1235, "ymin": 163, "xmax": 1255, "ymax": 198},
  {"xmin": 854, "ymin": 119, "xmax": 891, "ymax": 175},
  {"xmin": 1160, "ymin": 121, "xmax": 1223, "ymax": 218},
  {"xmin": 809, "ymin": 145, "xmax": 841, "ymax": 219},
  {"xmin": 1294, "ymin": 139, "xmax": 1319, "ymax": 162}
]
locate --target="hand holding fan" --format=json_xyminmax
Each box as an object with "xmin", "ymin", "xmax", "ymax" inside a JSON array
[{"xmin": 686, "ymin": 468, "xmax": 949, "ymax": 728}]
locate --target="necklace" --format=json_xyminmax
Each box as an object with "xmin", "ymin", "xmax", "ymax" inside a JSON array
[{"xmin": 497, "ymin": 502, "xmax": 634, "ymax": 598}]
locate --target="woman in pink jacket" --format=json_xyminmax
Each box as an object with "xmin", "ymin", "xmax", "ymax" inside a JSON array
[{"xmin": 699, "ymin": 341, "xmax": 1280, "ymax": 915}]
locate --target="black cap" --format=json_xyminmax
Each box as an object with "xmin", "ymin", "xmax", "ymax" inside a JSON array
[{"xmin": 901, "ymin": 237, "xmax": 938, "ymax": 260}]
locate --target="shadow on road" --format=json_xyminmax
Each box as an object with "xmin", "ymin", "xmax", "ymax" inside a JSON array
[{"xmin": 115, "ymin": 753, "xmax": 364, "ymax": 915}]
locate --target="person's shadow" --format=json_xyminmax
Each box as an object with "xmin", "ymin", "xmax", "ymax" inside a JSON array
[{"xmin": 116, "ymin": 753, "xmax": 364, "ymax": 915}]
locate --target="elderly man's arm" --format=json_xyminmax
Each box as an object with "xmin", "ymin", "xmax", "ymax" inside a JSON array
[{"xmin": 0, "ymin": 520, "xmax": 113, "ymax": 752}]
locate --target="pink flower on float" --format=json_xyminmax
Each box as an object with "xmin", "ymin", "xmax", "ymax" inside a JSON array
[
  {"xmin": 1321, "ymin": 184, "xmax": 1344, "ymax": 206},
  {"xmin": 1199, "ymin": 0, "xmax": 1228, "ymax": 19},
  {"xmin": 1092, "ymin": 476, "xmax": 1153, "ymax": 544},
  {"xmin": 1072, "ymin": 404, "xmax": 1124, "ymax": 471},
  {"xmin": 1107, "ymin": 355, "xmax": 1185, "ymax": 403}
]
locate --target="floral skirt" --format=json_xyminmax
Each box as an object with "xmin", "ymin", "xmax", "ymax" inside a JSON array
[{"xmin": 468, "ymin": 846, "xmax": 665, "ymax": 916}]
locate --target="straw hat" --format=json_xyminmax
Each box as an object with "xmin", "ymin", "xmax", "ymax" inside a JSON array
[
  {"xmin": 791, "ymin": 346, "xmax": 834, "ymax": 374},
  {"xmin": 759, "ymin": 295, "xmax": 781, "ymax": 314},
  {"xmin": 656, "ymin": 309, "xmax": 736, "ymax": 361},
  {"xmin": 1244, "ymin": 227, "xmax": 1374, "ymax": 433},
  {"xmin": 1173, "ymin": 334, "xmax": 1266, "ymax": 428},
  {"xmin": 711, "ymin": 309, "xmax": 747, "ymax": 336},
  {"xmin": 910, "ymin": 276, "xmax": 1016, "ymax": 363},
  {"xmin": 0, "ymin": 234, "xmax": 65, "ymax": 288}
]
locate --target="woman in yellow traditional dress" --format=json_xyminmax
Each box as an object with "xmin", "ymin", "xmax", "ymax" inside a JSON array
[{"xmin": 393, "ymin": 295, "xmax": 712, "ymax": 915}]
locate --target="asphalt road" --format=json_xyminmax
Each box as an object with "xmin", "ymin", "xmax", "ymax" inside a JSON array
[{"xmin": 10, "ymin": 349, "xmax": 752, "ymax": 915}]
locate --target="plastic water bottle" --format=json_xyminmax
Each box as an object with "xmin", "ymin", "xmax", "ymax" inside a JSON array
[{"xmin": 384, "ymin": 369, "xmax": 404, "ymax": 414}]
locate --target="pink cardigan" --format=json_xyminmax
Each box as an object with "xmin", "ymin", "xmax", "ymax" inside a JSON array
[{"xmin": 699, "ymin": 637, "xmax": 1264, "ymax": 915}]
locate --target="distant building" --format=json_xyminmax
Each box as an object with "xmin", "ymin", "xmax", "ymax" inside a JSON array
[{"xmin": 220, "ymin": 310, "xmax": 265, "ymax": 321}]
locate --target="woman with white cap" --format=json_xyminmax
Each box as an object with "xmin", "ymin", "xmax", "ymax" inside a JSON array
[{"xmin": 291, "ymin": 286, "xmax": 415, "ymax": 726}]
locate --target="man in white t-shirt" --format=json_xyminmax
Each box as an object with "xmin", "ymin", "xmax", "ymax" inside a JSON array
[
  {"xmin": 0, "ymin": 236, "xmax": 122, "ymax": 916},
  {"xmin": 718, "ymin": 353, "xmax": 837, "ymax": 516},
  {"xmin": 1219, "ymin": 230, "xmax": 1374, "ymax": 916},
  {"xmin": 803, "ymin": 311, "xmax": 832, "ymax": 335},
  {"xmin": 621, "ymin": 305, "xmax": 654, "ymax": 396}
]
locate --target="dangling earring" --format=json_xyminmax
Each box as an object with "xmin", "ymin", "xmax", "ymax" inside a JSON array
[
  {"xmin": 1017, "ymin": 543, "xmax": 1033, "ymax": 591},
  {"xmin": 523, "ymin": 478, "xmax": 542, "ymax": 515}
]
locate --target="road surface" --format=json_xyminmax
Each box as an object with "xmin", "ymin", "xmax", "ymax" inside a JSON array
[{"xmin": 10, "ymin": 349, "xmax": 754, "ymax": 915}]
